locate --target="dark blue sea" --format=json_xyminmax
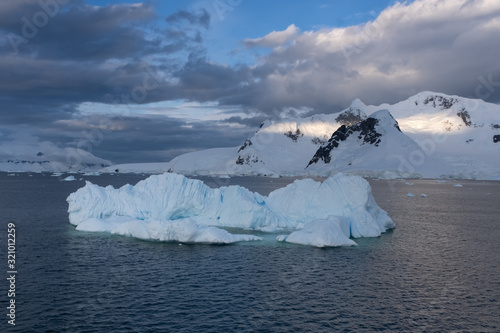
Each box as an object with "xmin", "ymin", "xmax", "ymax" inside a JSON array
[{"xmin": 1, "ymin": 172, "xmax": 499, "ymax": 332}]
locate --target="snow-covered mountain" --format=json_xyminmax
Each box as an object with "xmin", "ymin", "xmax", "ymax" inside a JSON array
[
  {"xmin": 0, "ymin": 141, "xmax": 111, "ymax": 172},
  {"xmin": 105, "ymin": 107, "xmax": 376, "ymax": 176},
  {"xmin": 101, "ymin": 91, "xmax": 499, "ymax": 180},
  {"xmin": 304, "ymin": 109, "xmax": 425, "ymax": 178},
  {"xmin": 232, "ymin": 113, "xmax": 343, "ymax": 175},
  {"xmin": 350, "ymin": 92, "xmax": 500, "ymax": 179}
]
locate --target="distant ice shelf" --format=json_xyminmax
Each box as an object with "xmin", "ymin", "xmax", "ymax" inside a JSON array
[{"xmin": 67, "ymin": 173, "xmax": 395, "ymax": 247}]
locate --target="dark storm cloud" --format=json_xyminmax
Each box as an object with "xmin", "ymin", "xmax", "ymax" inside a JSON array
[
  {"xmin": 223, "ymin": 115, "xmax": 269, "ymax": 128},
  {"xmin": 173, "ymin": 55, "xmax": 252, "ymax": 102},
  {"xmin": 0, "ymin": 1, "xmax": 218, "ymax": 126},
  {"xmin": 3, "ymin": 0, "xmax": 500, "ymax": 117},
  {"xmin": 1, "ymin": 1, "xmax": 157, "ymax": 60},
  {"xmin": 0, "ymin": 54, "xmax": 184, "ymax": 125},
  {"xmin": 0, "ymin": 1, "xmax": 235, "ymax": 164},
  {"xmin": 166, "ymin": 9, "xmax": 210, "ymax": 29},
  {"xmin": 0, "ymin": 1, "xmax": 211, "ymax": 118},
  {"xmin": 37, "ymin": 114, "xmax": 254, "ymax": 163}
]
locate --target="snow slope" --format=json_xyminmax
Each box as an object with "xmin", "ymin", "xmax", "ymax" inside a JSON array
[
  {"xmin": 305, "ymin": 109, "xmax": 428, "ymax": 178},
  {"xmin": 100, "ymin": 148, "xmax": 240, "ymax": 175},
  {"xmin": 102, "ymin": 107, "xmax": 370, "ymax": 176},
  {"xmin": 351, "ymin": 92, "xmax": 500, "ymax": 179},
  {"xmin": 136, "ymin": 107, "xmax": 427, "ymax": 178},
  {"xmin": 67, "ymin": 172, "xmax": 395, "ymax": 246},
  {"xmin": 231, "ymin": 112, "xmax": 356, "ymax": 175},
  {"xmin": 0, "ymin": 140, "xmax": 111, "ymax": 172},
  {"xmin": 100, "ymin": 92, "xmax": 499, "ymax": 179}
]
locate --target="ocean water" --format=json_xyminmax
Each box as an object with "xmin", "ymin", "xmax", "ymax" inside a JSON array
[{"xmin": 1, "ymin": 173, "xmax": 499, "ymax": 332}]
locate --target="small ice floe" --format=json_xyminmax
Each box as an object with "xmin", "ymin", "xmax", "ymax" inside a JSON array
[
  {"xmin": 436, "ymin": 180, "xmax": 447, "ymax": 183},
  {"xmin": 276, "ymin": 218, "xmax": 357, "ymax": 247},
  {"xmin": 83, "ymin": 172, "xmax": 101, "ymax": 176},
  {"xmin": 62, "ymin": 176, "xmax": 77, "ymax": 181},
  {"xmin": 420, "ymin": 193, "xmax": 427, "ymax": 198},
  {"xmin": 51, "ymin": 172, "xmax": 63, "ymax": 177},
  {"xmin": 405, "ymin": 182, "xmax": 414, "ymax": 186},
  {"xmin": 7, "ymin": 173, "xmax": 16, "ymax": 176},
  {"xmin": 453, "ymin": 184, "xmax": 463, "ymax": 187},
  {"xmin": 219, "ymin": 175, "xmax": 230, "ymax": 179},
  {"xmin": 407, "ymin": 193, "xmax": 416, "ymax": 197}
]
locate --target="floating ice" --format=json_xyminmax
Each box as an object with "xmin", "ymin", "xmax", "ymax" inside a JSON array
[
  {"xmin": 67, "ymin": 173, "xmax": 395, "ymax": 246},
  {"xmin": 83, "ymin": 172, "xmax": 101, "ymax": 176},
  {"xmin": 420, "ymin": 193, "xmax": 427, "ymax": 198},
  {"xmin": 405, "ymin": 182, "xmax": 414, "ymax": 186},
  {"xmin": 454, "ymin": 184, "xmax": 463, "ymax": 187},
  {"xmin": 62, "ymin": 176, "xmax": 76, "ymax": 181},
  {"xmin": 277, "ymin": 217, "xmax": 357, "ymax": 247},
  {"xmin": 407, "ymin": 193, "xmax": 416, "ymax": 197}
]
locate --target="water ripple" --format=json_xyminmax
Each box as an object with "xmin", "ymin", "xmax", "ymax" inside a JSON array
[{"xmin": 1, "ymin": 174, "xmax": 499, "ymax": 332}]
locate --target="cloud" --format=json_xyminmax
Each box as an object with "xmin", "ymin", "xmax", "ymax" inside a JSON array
[
  {"xmin": 232, "ymin": 0, "xmax": 500, "ymax": 113},
  {"xmin": 0, "ymin": 1, "xmax": 233, "ymax": 163},
  {"xmin": 1, "ymin": 1, "xmax": 157, "ymax": 60},
  {"xmin": 244, "ymin": 24, "xmax": 299, "ymax": 48},
  {"xmin": 166, "ymin": 8, "xmax": 210, "ymax": 29},
  {"xmin": 0, "ymin": 2, "xmax": 215, "ymax": 125},
  {"xmin": 42, "ymin": 114, "xmax": 255, "ymax": 163},
  {"xmin": 173, "ymin": 54, "xmax": 252, "ymax": 102}
]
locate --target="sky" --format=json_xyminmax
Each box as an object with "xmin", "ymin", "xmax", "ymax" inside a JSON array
[{"xmin": 1, "ymin": 0, "xmax": 500, "ymax": 164}]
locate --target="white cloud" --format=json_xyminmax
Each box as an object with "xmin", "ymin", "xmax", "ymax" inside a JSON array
[
  {"xmin": 242, "ymin": 0, "xmax": 500, "ymax": 111},
  {"xmin": 244, "ymin": 24, "xmax": 299, "ymax": 48}
]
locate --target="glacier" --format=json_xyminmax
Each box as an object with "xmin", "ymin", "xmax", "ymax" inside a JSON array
[{"xmin": 67, "ymin": 172, "xmax": 395, "ymax": 246}]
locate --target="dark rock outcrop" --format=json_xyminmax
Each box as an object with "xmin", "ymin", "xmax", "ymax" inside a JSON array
[{"xmin": 307, "ymin": 117, "xmax": 382, "ymax": 166}]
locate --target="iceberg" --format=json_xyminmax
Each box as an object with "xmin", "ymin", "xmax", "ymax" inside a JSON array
[{"xmin": 67, "ymin": 173, "xmax": 395, "ymax": 246}]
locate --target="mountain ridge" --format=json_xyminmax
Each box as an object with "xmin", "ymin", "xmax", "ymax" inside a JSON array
[{"xmin": 3, "ymin": 91, "xmax": 498, "ymax": 179}]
